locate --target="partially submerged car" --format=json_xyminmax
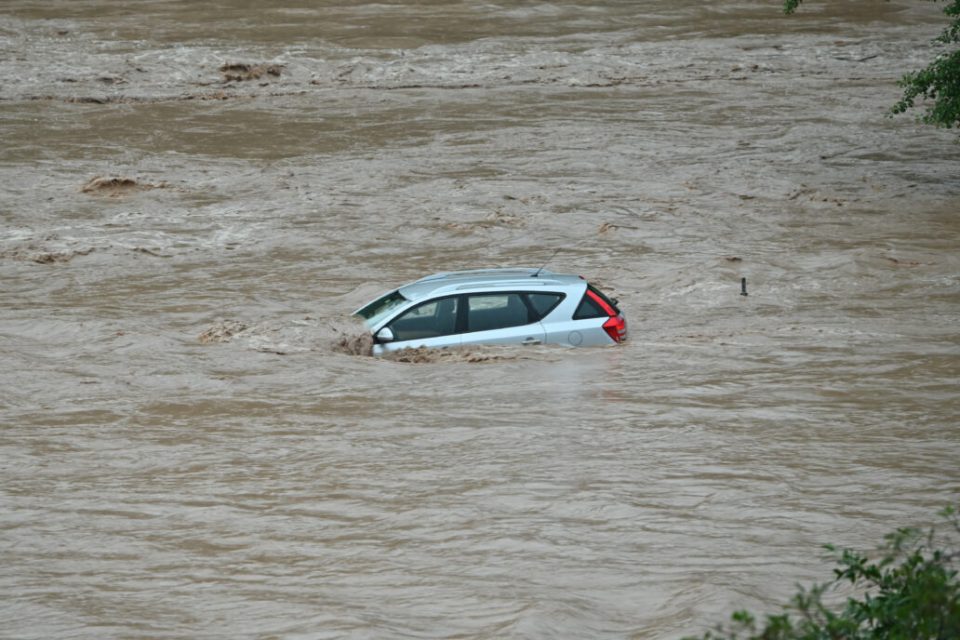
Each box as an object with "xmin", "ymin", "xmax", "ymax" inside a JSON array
[{"xmin": 353, "ymin": 268, "xmax": 627, "ymax": 356}]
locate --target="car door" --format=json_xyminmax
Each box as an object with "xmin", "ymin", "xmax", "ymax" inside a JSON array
[
  {"xmin": 379, "ymin": 296, "xmax": 462, "ymax": 353},
  {"xmin": 461, "ymin": 292, "xmax": 546, "ymax": 347}
]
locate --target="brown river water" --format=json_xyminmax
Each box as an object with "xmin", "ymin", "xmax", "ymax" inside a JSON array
[{"xmin": 1, "ymin": 1, "xmax": 958, "ymax": 638}]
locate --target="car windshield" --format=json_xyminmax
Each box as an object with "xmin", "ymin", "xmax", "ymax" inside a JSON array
[{"xmin": 354, "ymin": 289, "xmax": 409, "ymax": 328}]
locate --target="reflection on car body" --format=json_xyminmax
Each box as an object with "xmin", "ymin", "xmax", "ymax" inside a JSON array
[{"xmin": 353, "ymin": 268, "xmax": 627, "ymax": 356}]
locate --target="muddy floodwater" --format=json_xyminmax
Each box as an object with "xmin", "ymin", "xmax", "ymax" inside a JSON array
[{"xmin": 1, "ymin": 1, "xmax": 959, "ymax": 638}]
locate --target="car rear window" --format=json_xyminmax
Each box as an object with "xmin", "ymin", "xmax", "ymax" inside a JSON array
[
  {"xmin": 573, "ymin": 294, "xmax": 606, "ymax": 320},
  {"xmin": 573, "ymin": 284, "xmax": 619, "ymax": 320},
  {"xmin": 587, "ymin": 284, "xmax": 619, "ymax": 314}
]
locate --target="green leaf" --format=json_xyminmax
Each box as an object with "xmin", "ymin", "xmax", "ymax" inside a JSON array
[{"xmin": 688, "ymin": 506, "xmax": 960, "ymax": 640}]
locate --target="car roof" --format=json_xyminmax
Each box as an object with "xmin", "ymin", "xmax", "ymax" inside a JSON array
[{"xmin": 397, "ymin": 268, "xmax": 584, "ymax": 301}]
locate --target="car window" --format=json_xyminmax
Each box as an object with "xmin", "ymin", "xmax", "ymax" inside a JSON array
[
  {"xmin": 573, "ymin": 293, "xmax": 606, "ymax": 320},
  {"xmin": 526, "ymin": 293, "xmax": 563, "ymax": 320},
  {"xmin": 587, "ymin": 283, "xmax": 620, "ymax": 314},
  {"xmin": 466, "ymin": 293, "xmax": 532, "ymax": 332},
  {"xmin": 389, "ymin": 296, "xmax": 459, "ymax": 341}
]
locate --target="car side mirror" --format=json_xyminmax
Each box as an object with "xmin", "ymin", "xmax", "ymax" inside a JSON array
[{"xmin": 375, "ymin": 327, "xmax": 395, "ymax": 343}]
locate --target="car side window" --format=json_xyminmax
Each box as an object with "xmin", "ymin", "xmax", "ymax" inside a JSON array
[
  {"xmin": 389, "ymin": 296, "xmax": 459, "ymax": 341},
  {"xmin": 525, "ymin": 293, "xmax": 563, "ymax": 320},
  {"xmin": 465, "ymin": 293, "xmax": 532, "ymax": 332}
]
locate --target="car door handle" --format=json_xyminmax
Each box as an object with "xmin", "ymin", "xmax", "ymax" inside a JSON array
[{"xmin": 522, "ymin": 337, "xmax": 542, "ymax": 345}]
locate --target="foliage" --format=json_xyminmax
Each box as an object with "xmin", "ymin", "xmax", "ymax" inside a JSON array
[
  {"xmin": 784, "ymin": 1, "xmax": 960, "ymax": 129},
  {"xmin": 689, "ymin": 506, "xmax": 960, "ymax": 640}
]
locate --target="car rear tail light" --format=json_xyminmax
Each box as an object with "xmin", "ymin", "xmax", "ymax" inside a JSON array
[
  {"xmin": 602, "ymin": 314, "xmax": 627, "ymax": 343},
  {"xmin": 582, "ymin": 287, "xmax": 626, "ymax": 343}
]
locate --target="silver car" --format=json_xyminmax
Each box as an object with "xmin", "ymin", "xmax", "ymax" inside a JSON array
[{"xmin": 353, "ymin": 268, "xmax": 627, "ymax": 355}]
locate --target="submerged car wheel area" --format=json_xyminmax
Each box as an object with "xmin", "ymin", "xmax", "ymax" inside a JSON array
[{"xmin": 353, "ymin": 268, "xmax": 627, "ymax": 356}]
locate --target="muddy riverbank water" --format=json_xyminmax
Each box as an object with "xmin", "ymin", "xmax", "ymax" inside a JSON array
[{"xmin": 1, "ymin": 1, "xmax": 958, "ymax": 638}]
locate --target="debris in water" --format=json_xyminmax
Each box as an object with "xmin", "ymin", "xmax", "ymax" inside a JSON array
[
  {"xmin": 725, "ymin": 256, "xmax": 742, "ymax": 262},
  {"xmin": 31, "ymin": 248, "xmax": 96, "ymax": 264},
  {"xmin": 884, "ymin": 256, "xmax": 922, "ymax": 267},
  {"xmin": 254, "ymin": 347, "xmax": 288, "ymax": 355},
  {"xmin": 81, "ymin": 176, "xmax": 167, "ymax": 197},
  {"xmin": 132, "ymin": 247, "xmax": 164, "ymax": 257},
  {"xmin": 198, "ymin": 320, "xmax": 249, "ymax": 344},
  {"xmin": 66, "ymin": 96, "xmax": 108, "ymax": 104},
  {"xmin": 198, "ymin": 91, "xmax": 231, "ymax": 101},
  {"xmin": 484, "ymin": 208, "xmax": 523, "ymax": 228},
  {"xmin": 598, "ymin": 222, "xmax": 640, "ymax": 234},
  {"xmin": 330, "ymin": 331, "xmax": 540, "ymax": 363},
  {"xmin": 439, "ymin": 221, "xmax": 473, "ymax": 234},
  {"xmin": 332, "ymin": 332, "xmax": 374, "ymax": 357},
  {"xmin": 220, "ymin": 63, "xmax": 283, "ymax": 82},
  {"xmin": 1, "ymin": 241, "xmax": 96, "ymax": 264},
  {"xmin": 383, "ymin": 345, "xmax": 551, "ymax": 364},
  {"xmin": 384, "ymin": 346, "xmax": 511, "ymax": 364}
]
